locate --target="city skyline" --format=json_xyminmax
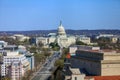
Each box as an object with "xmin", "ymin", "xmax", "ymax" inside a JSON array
[{"xmin": 0, "ymin": 0, "xmax": 120, "ymax": 31}]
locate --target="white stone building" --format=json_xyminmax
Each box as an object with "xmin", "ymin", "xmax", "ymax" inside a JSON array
[
  {"xmin": 96, "ymin": 34, "xmax": 114, "ymax": 39},
  {"xmin": 13, "ymin": 34, "xmax": 30, "ymax": 42},
  {"xmin": 36, "ymin": 22, "xmax": 76, "ymax": 48},
  {"xmin": 77, "ymin": 36, "xmax": 91, "ymax": 44},
  {"xmin": 0, "ymin": 41, "xmax": 8, "ymax": 49}
]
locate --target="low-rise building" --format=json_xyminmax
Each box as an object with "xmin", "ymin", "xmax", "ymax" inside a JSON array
[
  {"xmin": 4, "ymin": 45, "xmax": 18, "ymax": 52},
  {"xmin": 96, "ymin": 34, "xmax": 114, "ymax": 39},
  {"xmin": 77, "ymin": 36, "xmax": 91, "ymax": 44},
  {"xmin": 13, "ymin": 34, "xmax": 30, "ymax": 42},
  {"xmin": 63, "ymin": 66, "xmax": 85, "ymax": 80},
  {"xmin": 0, "ymin": 41, "xmax": 8, "ymax": 49},
  {"xmin": 110, "ymin": 36, "xmax": 119, "ymax": 43},
  {"xmin": 36, "ymin": 37, "xmax": 48, "ymax": 46}
]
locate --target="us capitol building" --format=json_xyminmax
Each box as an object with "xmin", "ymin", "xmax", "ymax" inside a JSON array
[{"xmin": 36, "ymin": 22, "xmax": 76, "ymax": 48}]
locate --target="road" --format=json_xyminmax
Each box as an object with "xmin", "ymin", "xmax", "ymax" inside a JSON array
[{"xmin": 31, "ymin": 51, "xmax": 61, "ymax": 80}]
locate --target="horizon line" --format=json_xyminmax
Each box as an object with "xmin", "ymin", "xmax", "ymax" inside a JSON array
[{"xmin": 0, "ymin": 29, "xmax": 120, "ymax": 32}]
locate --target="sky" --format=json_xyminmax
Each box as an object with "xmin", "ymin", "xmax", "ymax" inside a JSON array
[{"xmin": 0, "ymin": 0, "xmax": 120, "ymax": 31}]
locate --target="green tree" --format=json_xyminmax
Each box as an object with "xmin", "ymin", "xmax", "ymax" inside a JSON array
[
  {"xmin": 55, "ymin": 70, "xmax": 63, "ymax": 80},
  {"xmin": 98, "ymin": 37, "xmax": 111, "ymax": 43},
  {"xmin": 76, "ymin": 41, "xmax": 87, "ymax": 45},
  {"xmin": 62, "ymin": 48, "xmax": 69, "ymax": 54},
  {"xmin": 1, "ymin": 77, "xmax": 11, "ymax": 80},
  {"xmin": 49, "ymin": 42, "xmax": 60, "ymax": 51},
  {"xmin": 23, "ymin": 39, "xmax": 30, "ymax": 45},
  {"xmin": 54, "ymin": 59, "xmax": 64, "ymax": 69},
  {"xmin": 37, "ymin": 41, "xmax": 44, "ymax": 48},
  {"xmin": 29, "ymin": 46, "xmax": 37, "ymax": 53}
]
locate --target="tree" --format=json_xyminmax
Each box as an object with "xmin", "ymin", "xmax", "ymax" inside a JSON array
[
  {"xmin": 23, "ymin": 39, "xmax": 30, "ymax": 45},
  {"xmin": 76, "ymin": 41, "xmax": 87, "ymax": 45},
  {"xmin": 49, "ymin": 42, "xmax": 60, "ymax": 51},
  {"xmin": 55, "ymin": 70, "xmax": 63, "ymax": 80},
  {"xmin": 62, "ymin": 48, "xmax": 69, "ymax": 54},
  {"xmin": 34, "ymin": 53, "xmax": 46, "ymax": 71},
  {"xmin": 98, "ymin": 37, "xmax": 111, "ymax": 43},
  {"xmin": 54, "ymin": 59, "xmax": 64, "ymax": 69},
  {"xmin": 37, "ymin": 41, "xmax": 44, "ymax": 48},
  {"xmin": 97, "ymin": 37, "xmax": 111, "ymax": 49},
  {"xmin": 1, "ymin": 77, "xmax": 11, "ymax": 80},
  {"xmin": 29, "ymin": 46, "xmax": 37, "ymax": 53},
  {"xmin": 37, "ymin": 41, "xmax": 44, "ymax": 52}
]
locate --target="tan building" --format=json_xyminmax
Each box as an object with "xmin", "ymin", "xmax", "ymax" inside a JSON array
[
  {"xmin": 70, "ymin": 49, "xmax": 120, "ymax": 76},
  {"xmin": 36, "ymin": 37, "xmax": 48, "ymax": 46},
  {"xmin": 111, "ymin": 37, "xmax": 118, "ymax": 43},
  {"xmin": 13, "ymin": 34, "xmax": 30, "ymax": 42},
  {"xmin": 77, "ymin": 36, "xmax": 91, "ymax": 44}
]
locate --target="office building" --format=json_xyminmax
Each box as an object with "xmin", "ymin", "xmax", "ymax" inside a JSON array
[{"xmin": 70, "ymin": 49, "xmax": 120, "ymax": 76}]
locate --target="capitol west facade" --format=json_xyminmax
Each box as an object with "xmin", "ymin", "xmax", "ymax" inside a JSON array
[{"xmin": 36, "ymin": 22, "xmax": 76, "ymax": 48}]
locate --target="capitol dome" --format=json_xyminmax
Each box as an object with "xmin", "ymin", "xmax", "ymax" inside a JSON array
[{"xmin": 57, "ymin": 21, "xmax": 66, "ymax": 35}]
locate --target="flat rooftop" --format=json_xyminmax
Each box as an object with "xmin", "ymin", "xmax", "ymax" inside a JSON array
[
  {"xmin": 77, "ymin": 49, "xmax": 120, "ymax": 55},
  {"xmin": 70, "ymin": 68, "xmax": 81, "ymax": 74},
  {"xmin": 4, "ymin": 45, "xmax": 17, "ymax": 48}
]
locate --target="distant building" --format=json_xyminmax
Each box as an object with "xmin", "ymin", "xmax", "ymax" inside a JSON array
[
  {"xmin": 77, "ymin": 36, "xmax": 91, "ymax": 44},
  {"xmin": 111, "ymin": 37, "xmax": 118, "ymax": 43},
  {"xmin": 96, "ymin": 34, "xmax": 114, "ymax": 39},
  {"xmin": 110, "ymin": 36, "xmax": 119, "ymax": 43},
  {"xmin": 13, "ymin": 34, "xmax": 30, "ymax": 42},
  {"xmin": 36, "ymin": 21, "xmax": 76, "ymax": 48},
  {"xmin": 96, "ymin": 34, "xmax": 120, "ymax": 43},
  {"xmin": 4, "ymin": 45, "xmax": 18, "ymax": 52},
  {"xmin": 0, "ymin": 41, "xmax": 8, "ymax": 49},
  {"xmin": 36, "ymin": 37, "xmax": 48, "ymax": 46}
]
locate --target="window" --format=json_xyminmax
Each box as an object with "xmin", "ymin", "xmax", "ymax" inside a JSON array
[{"xmin": 75, "ymin": 77, "xmax": 77, "ymax": 80}]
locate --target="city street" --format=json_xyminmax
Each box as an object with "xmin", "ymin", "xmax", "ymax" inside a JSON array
[{"xmin": 31, "ymin": 52, "xmax": 60, "ymax": 80}]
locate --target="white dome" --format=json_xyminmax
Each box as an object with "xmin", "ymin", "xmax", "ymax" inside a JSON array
[{"xmin": 57, "ymin": 24, "xmax": 66, "ymax": 35}]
